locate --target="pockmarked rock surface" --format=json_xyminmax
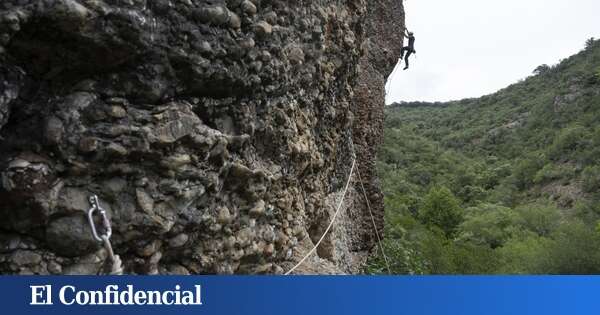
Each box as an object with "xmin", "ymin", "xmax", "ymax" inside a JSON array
[{"xmin": 0, "ymin": 0, "xmax": 404, "ymax": 274}]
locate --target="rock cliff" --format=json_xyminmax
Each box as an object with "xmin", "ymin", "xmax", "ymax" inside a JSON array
[{"xmin": 0, "ymin": 0, "xmax": 404, "ymax": 274}]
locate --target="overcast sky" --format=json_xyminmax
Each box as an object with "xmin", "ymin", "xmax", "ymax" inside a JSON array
[{"xmin": 385, "ymin": 0, "xmax": 600, "ymax": 104}]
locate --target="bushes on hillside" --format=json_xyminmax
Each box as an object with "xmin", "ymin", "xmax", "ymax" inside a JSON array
[
  {"xmin": 582, "ymin": 166, "xmax": 600, "ymax": 193},
  {"xmin": 533, "ymin": 64, "xmax": 551, "ymax": 75},
  {"xmin": 496, "ymin": 235, "xmax": 552, "ymax": 274},
  {"xmin": 459, "ymin": 204, "xmax": 518, "ymax": 248},
  {"xmin": 419, "ymin": 187, "xmax": 463, "ymax": 237},
  {"xmin": 542, "ymin": 222, "xmax": 600, "ymax": 274},
  {"xmin": 370, "ymin": 39, "xmax": 600, "ymax": 275},
  {"xmin": 533, "ymin": 163, "xmax": 577, "ymax": 185},
  {"xmin": 367, "ymin": 197, "xmax": 600, "ymax": 274},
  {"xmin": 547, "ymin": 126, "xmax": 591, "ymax": 162},
  {"xmin": 513, "ymin": 154, "xmax": 546, "ymax": 190},
  {"xmin": 514, "ymin": 203, "xmax": 561, "ymax": 237}
]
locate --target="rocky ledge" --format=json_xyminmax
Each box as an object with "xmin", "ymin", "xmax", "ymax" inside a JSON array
[{"xmin": 0, "ymin": 0, "xmax": 404, "ymax": 274}]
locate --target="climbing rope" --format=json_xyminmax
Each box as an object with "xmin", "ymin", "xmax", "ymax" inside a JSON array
[
  {"xmin": 385, "ymin": 58, "xmax": 402, "ymax": 98},
  {"xmin": 356, "ymin": 168, "xmax": 391, "ymax": 274},
  {"xmin": 284, "ymin": 158, "xmax": 356, "ymax": 275},
  {"xmin": 284, "ymin": 159, "xmax": 391, "ymax": 275},
  {"xmin": 88, "ymin": 195, "xmax": 123, "ymax": 275}
]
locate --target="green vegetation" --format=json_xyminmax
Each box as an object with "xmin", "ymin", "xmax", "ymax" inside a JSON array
[
  {"xmin": 419, "ymin": 187, "xmax": 463, "ymax": 237},
  {"xmin": 368, "ymin": 38, "xmax": 600, "ymax": 274}
]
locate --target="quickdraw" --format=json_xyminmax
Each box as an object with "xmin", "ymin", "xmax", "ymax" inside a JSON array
[
  {"xmin": 88, "ymin": 195, "xmax": 111, "ymax": 242},
  {"xmin": 87, "ymin": 195, "xmax": 123, "ymax": 275}
]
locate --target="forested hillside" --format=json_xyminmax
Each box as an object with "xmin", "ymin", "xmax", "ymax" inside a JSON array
[{"xmin": 369, "ymin": 38, "xmax": 600, "ymax": 274}]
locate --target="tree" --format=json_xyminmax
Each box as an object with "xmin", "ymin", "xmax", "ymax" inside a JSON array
[
  {"xmin": 459, "ymin": 204, "xmax": 518, "ymax": 248},
  {"xmin": 515, "ymin": 203, "xmax": 561, "ymax": 237},
  {"xmin": 497, "ymin": 235, "xmax": 552, "ymax": 274},
  {"xmin": 533, "ymin": 64, "xmax": 550, "ymax": 75},
  {"xmin": 512, "ymin": 154, "xmax": 545, "ymax": 190},
  {"xmin": 547, "ymin": 126, "xmax": 591, "ymax": 162},
  {"xmin": 419, "ymin": 186, "xmax": 463, "ymax": 237},
  {"xmin": 544, "ymin": 222, "xmax": 600, "ymax": 274},
  {"xmin": 585, "ymin": 37, "xmax": 596, "ymax": 50},
  {"xmin": 582, "ymin": 166, "xmax": 600, "ymax": 193}
]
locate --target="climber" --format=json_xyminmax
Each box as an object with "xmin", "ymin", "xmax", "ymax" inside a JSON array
[{"xmin": 400, "ymin": 29, "xmax": 416, "ymax": 70}]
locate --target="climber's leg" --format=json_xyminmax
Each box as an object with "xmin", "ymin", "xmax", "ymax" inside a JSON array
[
  {"xmin": 400, "ymin": 46, "xmax": 407, "ymax": 60},
  {"xmin": 403, "ymin": 51, "xmax": 412, "ymax": 70}
]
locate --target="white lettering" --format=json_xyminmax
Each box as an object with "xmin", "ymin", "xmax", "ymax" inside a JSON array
[
  {"xmin": 174, "ymin": 285, "xmax": 181, "ymax": 303},
  {"xmin": 89, "ymin": 290, "xmax": 104, "ymax": 305},
  {"xmin": 50, "ymin": 284, "xmax": 203, "ymax": 306},
  {"xmin": 75, "ymin": 291, "xmax": 89, "ymax": 305},
  {"xmin": 162, "ymin": 291, "xmax": 174, "ymax": 305},
  {"xmin": 147, "ymin": 290, "xmax": 160, "ymax": 305},
  {"xmin": 119, "ymin": 285, "xmax": 134, "ymax": 305},
  {"xmin": 59, "ymin": 285, "xmax": 76, "ymax": 305},
  {"xmin": 30, "ymin": 285, "xmax": 52, "ymax": 305},
  {"xmin": 134, "ymin": 290, "xmax": 146, "ymax": 305},
  {"xmin": 195, "ymin": 285, "xmax": 202, "ymax": 305},
  {"xmin": 105, "ymin": 285, "xmax": 119, "ymax": 304}
]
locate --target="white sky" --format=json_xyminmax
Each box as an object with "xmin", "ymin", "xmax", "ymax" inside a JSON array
[{"xmin": 385, "ymin": 0, "xmax": 600, "ymax": 103}]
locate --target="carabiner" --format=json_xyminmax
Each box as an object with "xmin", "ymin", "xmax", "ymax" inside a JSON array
[{"xmin": 87, "ymin": 195, "xmax": 112, "ymax": 242}]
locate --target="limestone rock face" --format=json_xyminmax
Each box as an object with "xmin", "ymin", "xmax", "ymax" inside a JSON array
[{"xmin": 0, "ymin": 0, "xmax": 404, "ymax": 274}]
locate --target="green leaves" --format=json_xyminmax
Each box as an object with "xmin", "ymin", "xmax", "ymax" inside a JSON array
[
  {"xmin": 547, "ymin": 125, "xmax": 591, "ymax": 162},
  {"xmin": 533, "ymin": 64, "xmax": 550, "ymax": 75},
  {"xmin": 373, "ymin": 39, "xmax": 600, "ymax": 275},
  {"xmin": 582, "ymin": 165, "xmax": 600, "ymax": 193},
  {"xmin": 459, "ymin": 204, "xmax": 517, "ymax": 248},
  {"xmin": 419, "ymin": 186, "xmax": 463, "ymax": 237}
]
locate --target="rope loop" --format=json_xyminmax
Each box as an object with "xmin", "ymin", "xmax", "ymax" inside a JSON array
[
  {"xmin": 284, "ymin": 158, "xmax": 356, "ymax": 275},
  {"xmin": 284, "ymin": 159, "xmax": 391, "ymax": 275}
]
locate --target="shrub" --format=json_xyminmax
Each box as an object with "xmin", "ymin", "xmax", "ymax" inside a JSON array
[
  {"xmin": 418, "ymin": 229, "xmax": 455, "ymax": 274},
  {"xmin": 513, "ymin": 155, "xmax": 546, "ymax": 190},
  {"xmin": 547, "ymin": 126, "xmax": 591, "ymax": 161},
  {"xmin": 496, "ymin": 235, "xmax": 552, "ymax": 274},
  {"xmin": 457, "ymin": 185, "xmax": 486, "ymax": 205},
  {"xmin": 419, "ymin": 186, "xmax": 463, "ymax": 237},
  {"xmin": 532, "ymin": 163, "xmax": 576, "ymax": 184},
  {"xmin": 515, "ymin": 203, "xmax": 561, "ymax": 237},
  {"xmin": 459, "ymin": 204, "xmax": 519, "ymax": 248},
  {"xmin": 533, "ymin": 64, "xmax": 550, "ymax": 75},
  {"xmin": 420, "ymin": 230, "xmax": 499, "ymax": 274},
  {"xmin": 573, "ymin": 199, "xmax": 600, "ymax": 223},
  {"xmin": 543, "ymin": 221, "xmax": 600, "ymax": 274},
  {"xmin": 585, "ymin": 37, "xmax": 596, "ymax": 51},
  {"xmin": 582, "ymin": 165, "xmax": 600, "ymax": 193},
  {"xmin": 451, "ymin": 242, "xmax": 500, "ymax": 274},
  {"xmin": 586, "ymin": 68, "xmax": 600, "ymax": 85},
  {"xmin": 365, "ymin": 238, "xmax": 427, "ymax": 275}
]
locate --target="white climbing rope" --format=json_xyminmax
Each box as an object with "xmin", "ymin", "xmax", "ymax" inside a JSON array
[
  {"xmin": 356, "ymin": 168, "xmax": 391, "ymax": 274},
  {"xmin": 284, "ymin": 158, "xmax": 356, "ymax": 275},
  {"xmin": 385, "ymin": 58, "xmax": 402, "ymax": 98}
]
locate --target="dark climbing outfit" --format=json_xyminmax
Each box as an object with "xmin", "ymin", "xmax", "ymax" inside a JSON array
[{"xmin": 400, "ymin": 33, "xmax": 416, "ymax": 70}]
